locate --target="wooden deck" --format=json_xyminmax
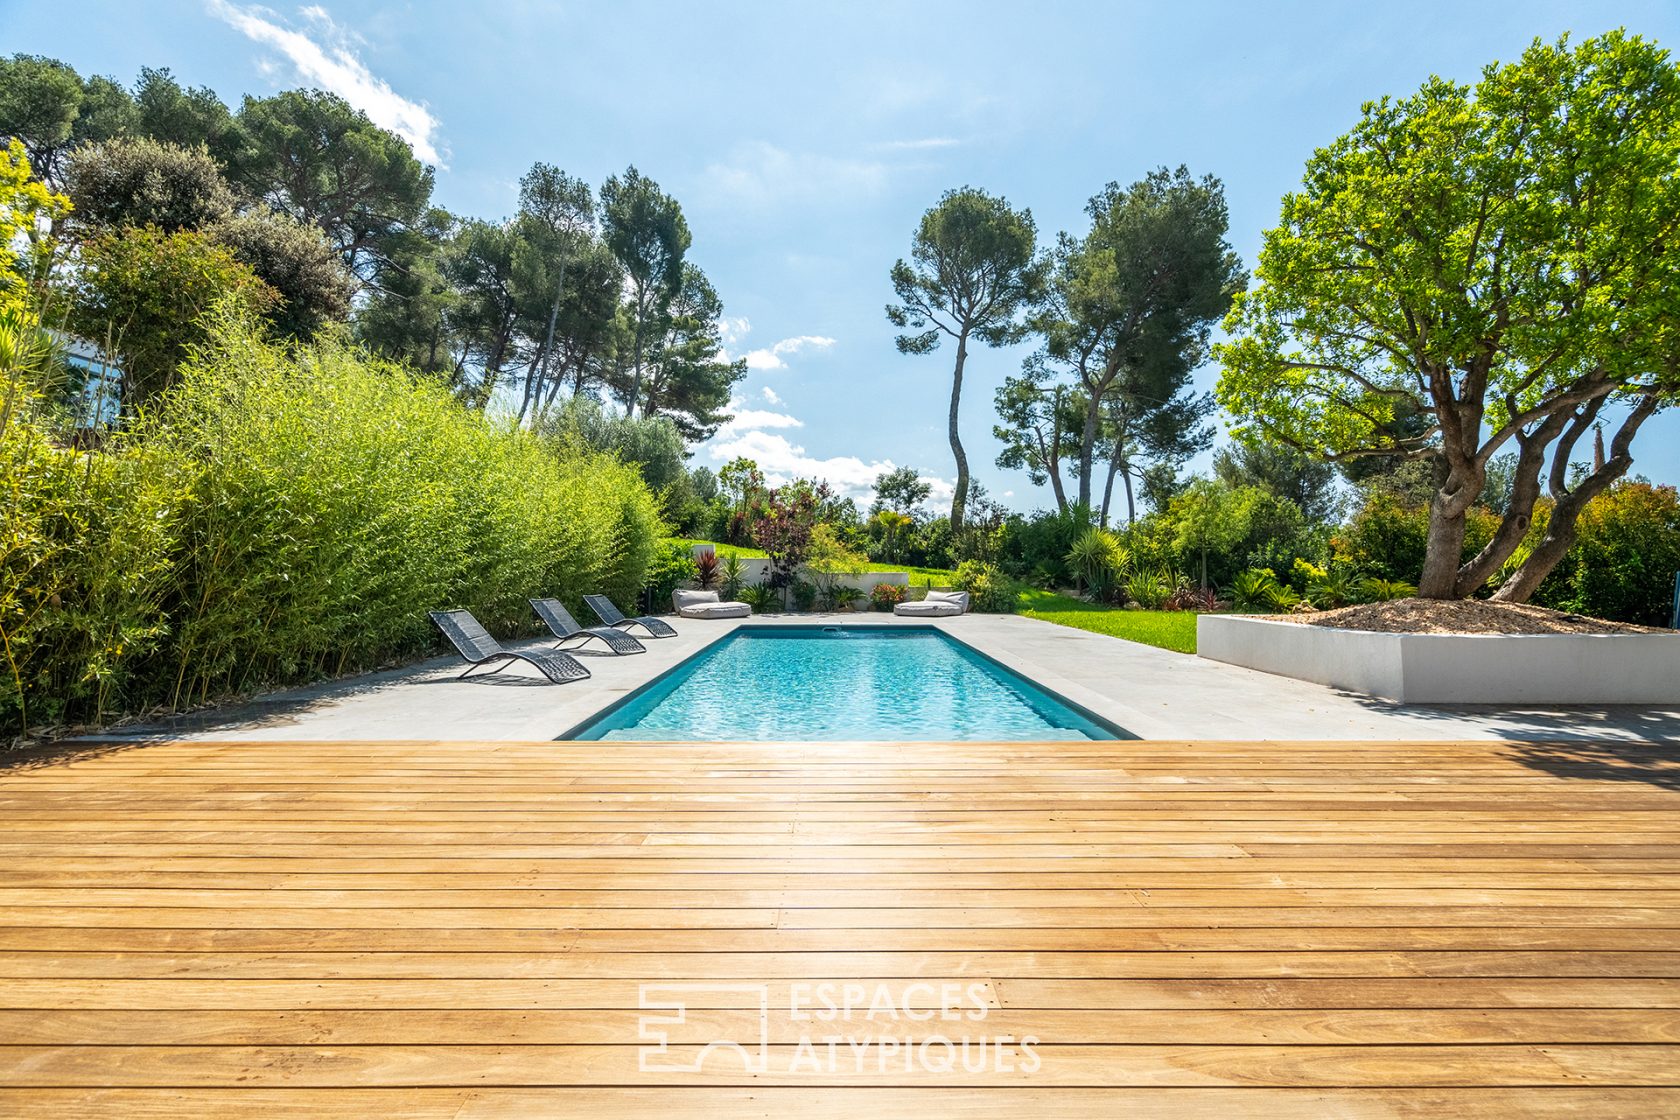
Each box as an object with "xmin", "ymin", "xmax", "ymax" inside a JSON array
[{"xmin": 1, "ymin": 737, "xmax": 1678, "ymax": 1117}]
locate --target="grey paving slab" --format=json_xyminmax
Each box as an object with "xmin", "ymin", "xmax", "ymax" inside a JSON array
[{"xmin": 69, "ymin": 612, "xmax": 1680, "ymax": 743}]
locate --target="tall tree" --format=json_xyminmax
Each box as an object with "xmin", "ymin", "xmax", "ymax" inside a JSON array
[
  {"xmin": 624, "ymin": 263, "xmax": 744, "ymax": 440},
  {"xmin": 235, "ymin": 89, "xmax": 434, "ymax": 287},
  {"xmin": 599, "ymin": 166, "xmax": 689, "ymax": 417},
  {"xmin": 1213, "ymin": 435, "xmax": 1340, "ymax": 523},
  {"xmin": 993, "ymin": 358, "xmax": 1080, "ymax": 513},
  {"xmin": 1095, "ymin": 384, "xmax": 1215, "ymax": 526},
  {"xmin": 132, "ymin": 67, "xmax": 240, "ymax": 166},
  {"xmin": 886, "ymin": 187, "xmax": 1046, "ymax": 528},
  {"xmin": 872, "ymin": 466, "xmax": 933, "ymax": 517},
  {"xmin": 1215, "ymin": 32, "xmax": 1680, "ymax": 600},
  {"xmin": 446, "ymin": 217, "xmax": 524, "ymax": 405},
  {"xmin": 526, "ymin": 239, "xmax": 623, "ymax": 413},
  {"xmin": 1038, "ymin": 169, "xmax": 1244, "ymax": 513},
  {"xmin": 355, "ymin": 208, "xmax": 461, "ymax": 377},
  {"xmin": 511, "ymin": 163, "xmax": 596, "ymax": 421},
  {"xmin": 0, "ymin": 55, "xmax": 136, "ymax": 187}
]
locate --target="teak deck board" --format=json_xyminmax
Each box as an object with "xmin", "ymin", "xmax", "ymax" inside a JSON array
[{"xmin": 1, "ymin": 737, "xmax": 1677, "ymax": 1116}]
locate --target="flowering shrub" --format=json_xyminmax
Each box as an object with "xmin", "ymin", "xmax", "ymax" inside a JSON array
[{"xmin": 870, "ymin": 582, "xmax": 907, "ymax": 611}]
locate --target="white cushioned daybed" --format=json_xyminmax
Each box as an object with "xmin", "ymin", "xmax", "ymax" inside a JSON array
[
  {"xmin": 893, "ymin": 589, "xmax": 969, "ymax": 617},
  {"xmin": 672, "ymin": 589, "xmax": 752, "ymax": 619}
]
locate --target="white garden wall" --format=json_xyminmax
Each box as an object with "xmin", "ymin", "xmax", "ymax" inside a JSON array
[{"xmin": 1197, "ymin": 614, "xmax": 1680, "ymax": 704}]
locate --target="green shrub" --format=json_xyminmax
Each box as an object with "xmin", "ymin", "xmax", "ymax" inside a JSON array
[
  {"xmin": 1124, "ymin": 568, "xmax": 1177, "ymax": 611},
  {"xmin": 953, "ymin": 560, "xmax": 1016, "ymax": 613},
  {"xmin": 2, "ymin": 313, "xmax": 663, "ymax": 737},
  {"xmin": 1229, "ymin": 568, "xmax": 1285, "ymax": 612},
  {"xmin": 1531, "ymin": 482, "xmax": 1680, "ymax": 626},
  {"xmin": 643, "ymin": 541, "xmax": 699, "ymax": 613}
]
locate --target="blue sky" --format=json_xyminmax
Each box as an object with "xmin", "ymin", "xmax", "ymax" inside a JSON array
[{"xmin": 8, "ymin": 0, "xmax": 1680, "ymax": 508}]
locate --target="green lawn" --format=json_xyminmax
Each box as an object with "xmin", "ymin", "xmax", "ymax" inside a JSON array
[
  {"xmin": 670, "ymin": 539, "xmax": 956, "ymax": 585},
  {"xmin": 1016, "ymin": 589, "xmax": 1200, "ymax": 654}
]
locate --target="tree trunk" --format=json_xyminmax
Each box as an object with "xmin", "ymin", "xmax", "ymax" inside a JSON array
[
  {"xmin": 1075, "ymin": 394, "xmax": 1100, "ymax": 511},
  {"xmin": 1099, "ymin": 450, "xmax": 1120, "ymax": 529},
  {"xmin": 1417, "ymin": 490, "xmax": 1472, "ymax": 598},
  {"xmin": 1491, "ymin": 396, "xmax": 1659, "ymax": 603},
  {"xmin": 1046, "ymin": 386, "xmax": 1068, "ymax": 513},
  {"xmin": 1450, "ymin": 411, "xmax": 1572, "ymax": 598},
  {"xmin": 1122, "ymin": 465, "xmax": 1136, "ymax": 526},
  {"xmin": 520, "ymin": 270, "xmax": 565, "ymax": 425},
  {"xmin": 948, "ymin": 332, "xmax": 971, "ymax": 529},
  {"xmin": 626, "ymin": 291, "xmax": 646, "ymax": 418}
]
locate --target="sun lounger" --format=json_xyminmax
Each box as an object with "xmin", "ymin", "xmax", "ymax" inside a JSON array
[
  {"xmin": 584, "ymin": 594, "xmax": 678, "ymax": 638},
  {"xmin": 429, "ymin": 609, "xmax": 591, "ymax": 683},
  {"xmin": 530, "ymin": 598, "xmax": 646, "ymax": 653}
]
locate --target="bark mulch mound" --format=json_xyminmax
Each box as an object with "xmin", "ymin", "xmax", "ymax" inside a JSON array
[{"xmin": 1280, "ymin": 597, "xmax": 1671, "ymax": 636}]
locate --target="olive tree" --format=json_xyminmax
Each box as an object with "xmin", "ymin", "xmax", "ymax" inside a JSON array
[{"xmin": 1215, "ymin": 32, "xmax": 1680, "ymax": 601}]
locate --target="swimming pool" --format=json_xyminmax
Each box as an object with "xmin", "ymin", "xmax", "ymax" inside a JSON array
[{"xmin": 565, "ymin": 625, "xmax": 1127, "ymax": 741}]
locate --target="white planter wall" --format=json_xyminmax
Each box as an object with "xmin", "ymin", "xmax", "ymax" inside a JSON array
[{"xmin": 1197, "ymin": 614, "xmax": 1680, "ymax": 705}]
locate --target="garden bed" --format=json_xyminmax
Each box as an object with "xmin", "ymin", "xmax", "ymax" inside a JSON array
[
  {"xmin": 1199, "ymin": 604, "xmax": 1680, "ymax": 705},
  {"xmin": 1286, "ymin": 597, "xmax": 1667, "ymax": 636}
]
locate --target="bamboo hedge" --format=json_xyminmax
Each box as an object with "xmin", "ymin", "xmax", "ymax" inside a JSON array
[{"xmin": 1, "ymin": 313, "xmax": 662, "ymax": 738}]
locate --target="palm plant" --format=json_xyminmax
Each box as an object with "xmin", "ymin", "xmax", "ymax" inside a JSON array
[
  {"xmin": 1230, "ymin": 568, "xmax": 1285, "ymax": 612},
  {"xmin": 869, "ymin": 509, "xmax": 914, "ymax": 562},
  {"xmin": 1360, "ymin": 576, "xmax": 1418, "ymax": 602},
  {"xmin": 1306, "ymin": 568, "xmax": 1359, "ymax": 609}
]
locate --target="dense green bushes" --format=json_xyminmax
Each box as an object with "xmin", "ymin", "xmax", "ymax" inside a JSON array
[
  {"xmin": 2, "ymin": 315, "xmax": 661, "ymax": 737},
  {"xmin": 1531, "ymin": 482, "xmax": 1680, "ymax": 627}
]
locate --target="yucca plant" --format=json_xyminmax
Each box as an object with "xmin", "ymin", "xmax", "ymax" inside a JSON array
[
  {"xmin": 719, "ymin": 553, "xmax": 746, "ymax": 599},
  {"xmin": 1066, "ymin": 527, "xmax": 1130, "ymax": 601}
]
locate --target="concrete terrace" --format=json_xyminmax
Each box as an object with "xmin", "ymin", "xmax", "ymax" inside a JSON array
[{"xmin": 73, "ymin": 612, "xmax": 1680, "ymax": 744}]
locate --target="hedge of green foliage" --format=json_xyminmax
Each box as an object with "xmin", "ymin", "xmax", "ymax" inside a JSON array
[{"xmin": 1, "ymin": 314, "xmax": 662, "ymax": 737}]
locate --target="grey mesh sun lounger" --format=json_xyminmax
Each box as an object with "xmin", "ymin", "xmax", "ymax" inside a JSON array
[
  {"xmin": 583, "ymin": 594, "xmax": 678, "ymax": 638},
  {"xmin": 530, "ymin": 598, "xmax": 646, "ymax": 654},
  {"xmin": 429, "ymin": 609, "xmax": 591, "ymax": 683}
]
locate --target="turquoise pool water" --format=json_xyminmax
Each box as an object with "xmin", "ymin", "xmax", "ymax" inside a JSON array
[{"xmin": 566, "ymin": 626, "xmax": 1125, "ymax": 741}]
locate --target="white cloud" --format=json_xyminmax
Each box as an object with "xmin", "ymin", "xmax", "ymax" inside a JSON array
[
  {"xmin": 704, "ymin": 431, "xmax": 890, "ymax": 500},
  {"xmin": 921, "ymin": 476, "xmax": 955, "ymax": 506},
  {"xmin": 701, "ymin": 141, "xmax": 888, "ymax": 208},
  {"xmin": 744, "ymin": 334, "xmax": 836, "ymax": 371},
  {"xmin": 701, "ymin": 424, "xmax": 953, "ymax": 506},
  {"xmin": 209, "ymin": 1, "xmax": 445, "ymax": 165},
  {"xmin": 723, "ymin": 407, "xmax": 803, "ymax": 432},
  {"xmin": 761, "ymin": 386, "xmax": 782, "ymax": 405},
  {"xmin": 717, "ymin": 316, "xmax": 751, "ymax": 349}
]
